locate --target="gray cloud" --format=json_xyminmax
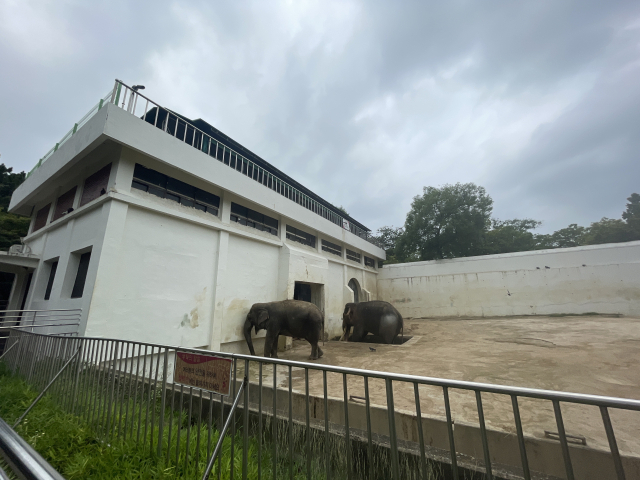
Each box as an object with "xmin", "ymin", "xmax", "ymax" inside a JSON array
[{"xmin": 1, "ymin": 0, "xmax": 638, "ymax": 234}]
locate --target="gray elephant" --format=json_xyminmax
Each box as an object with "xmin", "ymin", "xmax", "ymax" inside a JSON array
[
  {"xmin": 244, "ymin": 300, "xmax": 324, "ymax": 360},
  {"xmin": 341, "ymin": 301, "xmax": 403, "ymax": 344}
]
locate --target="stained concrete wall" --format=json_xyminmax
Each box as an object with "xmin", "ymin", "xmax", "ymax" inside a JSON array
[{"xmin": 378, "ymin": 241, "xmax": 640, "ymax": 317}]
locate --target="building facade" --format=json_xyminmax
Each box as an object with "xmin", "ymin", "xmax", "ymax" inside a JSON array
[{"xmin": 4, "ymin": 82, "xmax": 385, "ymax": 353}]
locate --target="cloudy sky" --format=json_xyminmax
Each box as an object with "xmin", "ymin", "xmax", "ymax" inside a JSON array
[{"xmin": 1, "ymin": 1, "xmax": 639, "ymax": 233}]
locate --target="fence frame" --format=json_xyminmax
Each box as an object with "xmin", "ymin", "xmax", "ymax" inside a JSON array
[{"xmin": 1, "ymin": 328, "xmax": 638, "ymax": 480}]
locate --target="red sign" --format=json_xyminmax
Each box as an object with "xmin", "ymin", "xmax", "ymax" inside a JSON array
[{"xmin": 174, "ymin": 352, "xmax": 232, "ymax": 396}]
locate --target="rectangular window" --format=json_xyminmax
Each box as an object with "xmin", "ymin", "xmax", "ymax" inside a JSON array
[
  {"xmin": 52, "ymin": 186, "xmax": 77, "ymax": 221},
  {"xmin": 364, "ymin": 256, "xmax": 376, "ymax": 268},
  {"xmin": 286, "ymin": 225, "xmax": 316, "ymax": 248},
  {"xmin": 346, "ymin": 249, "xmax": 361, "ymax": 263},
  {"xmin": 321, "ymin": 239, "xmax": 342, "ymax": 256},
  {"xmin": 33, "ymin": 204, "xmax": 51, "ymax": 232},
  {"xmin": 44, "ymin": 261, "xmax": 58, "ymax": 300},
  {"xmin": 230, "ymin": 202, "xmax": 278, "ymax": 235},
  {"xmin": 80, "ymin": 164, "xmax": 111, "ymax": 207},
  {"xmin": 378, "ymin": 260, "xmax": 384, "ymax": 269},
  {"xmin": 71, "ymin": 252, "xmax": 91, "ymax": 298},
  {"xmin": 132, "ymin": 164, "xmax": 220, "ymax": 216}
]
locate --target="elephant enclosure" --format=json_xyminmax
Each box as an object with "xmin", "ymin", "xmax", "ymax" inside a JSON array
[{"xmin": 278, "ymin": 315, "xmax": 640, "ymax": 458}]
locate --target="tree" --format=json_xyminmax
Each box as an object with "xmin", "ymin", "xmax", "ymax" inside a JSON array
[
  {"xmin": 582, "ymin": 218, "xmax": 636, "ymax": 245},
  {"xmin": 484, "ymin": 218, "xmax": 540, "ymax": 254},
  {"xmin": 372, "ymin": 226, "xmax": 403, "ymax": 264},
  {"xmin": 396, "ymin": 183, "xmax": 493, "ymax": 261},
  {"xmin": 535, "ymin": 224, "xmax": 586, "ymax": 249},
  {"xmin": 0, "ymin": 164, "xmax": 25, "ymax": 211},
  {"xmin": 622, "ymin": 193, "xmax": 640, "ymax": 237},
  {"xmin": 0, "ymin": 164, "xmax": 29, "ymax": 250}
]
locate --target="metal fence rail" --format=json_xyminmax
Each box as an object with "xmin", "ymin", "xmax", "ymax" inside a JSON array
[{"xmin": 1, "ymin": 329, "xmax": 638, "ymax": 480}]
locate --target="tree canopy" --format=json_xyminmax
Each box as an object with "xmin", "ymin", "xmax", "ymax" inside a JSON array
[
  {"xmin": 0, "ymin": 164, "xmax": 29, "ymax": 250},
  {"xmin": 375, "ymin": 187, "xmax": 640, "ymax": 264},
  {"xmin": 396, "ymin": 183, "xmax": 493, "ymax": 261}
]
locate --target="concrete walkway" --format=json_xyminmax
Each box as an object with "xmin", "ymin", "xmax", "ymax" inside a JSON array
[{"xmin": 278, "ymin": 315, "xmax": 640, "ymax": 456}]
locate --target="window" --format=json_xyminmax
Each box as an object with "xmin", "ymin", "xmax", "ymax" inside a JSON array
[
  {"xmin": 346, "ymin": 249, "xmax": 361, "ymax": 263},
  {"xmin": 71, "ymin": 252, "xmax": 91, "ymax": 298},
  {"xmin": 364, "ymin": 256, "xmax": 376, "ymax": 268},
  {"xmin": 378, "ymin": 260, "xmax": 384, "ymax": 269},
  {"xmin": 286, "ymin": 225, "xmax": 316, "ymax": 248},
  {"xmin": 230, "ymin": 203, "xmax": 278, "ymax": 235},
  {"xmin": 44, "ymin": 261, "xmax": 58, "ymax": 300},
  {"xmin": 53, "ymin": 187, "xmax": 77, "ymax": 221},
  {"xmin": 33, "ymin": 204, "xmax": 51, "ymax": 232},
  {"xmin": 80, "ymin": 164, "xmax": 111, "ymax": 207},
  {"xmin": 321, "ymin": 239, "xmax": 342, "ymax": 256},
  {"xmin": 132, "ymin": 164, "xmax": 220, "ymax": 216}
]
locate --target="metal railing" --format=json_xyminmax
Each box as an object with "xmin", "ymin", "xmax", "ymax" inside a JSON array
[
  {"xmin": 0, "ymin": 309, "xmax": 81, "ymax": 357},
  {"xmin": 22, "ymin": 79, "xmax": 384, "ymax": 248},
  {"xmin": 0, "ymin": 309, "xmax": 81, "ymax": 336},
  {"xmin": 0, "ymin": 417, "xmax": 65, "ymax": 480},
  {"xmin": 25, "ymin": 91, "xmax": 114, "ymax": 179},
  {"xmin": 1, "ymin": 328, "xmax": 638, "ymax": 480},
  {"xmin": 111, "ymin": 79, "xmax": 380, "ymax": 247}
]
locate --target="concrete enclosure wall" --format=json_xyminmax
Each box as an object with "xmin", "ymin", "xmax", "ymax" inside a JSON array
[{"xmin": 377, "ymin": 241, "xmax": 640, "ymax": 318}]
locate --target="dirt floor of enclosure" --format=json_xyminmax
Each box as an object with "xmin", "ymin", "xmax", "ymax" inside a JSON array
[{"xmin": 275, "ymin": 315, "xmax": 640, "ymax": 456}]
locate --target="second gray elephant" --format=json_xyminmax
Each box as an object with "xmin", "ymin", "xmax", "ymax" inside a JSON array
[{"xmin": 341, "ymin": 301, "xmax": 403, "ymax": 344}]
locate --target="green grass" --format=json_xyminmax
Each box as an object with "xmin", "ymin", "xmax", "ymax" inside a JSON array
[{"xmin": 0, "ymin": 362, "xmax": 326, "ymax": 479}]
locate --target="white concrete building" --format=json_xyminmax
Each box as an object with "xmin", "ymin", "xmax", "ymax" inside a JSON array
[{"xmin": 3, "ymin": 81, "xmax": 385, "ymax": 353}]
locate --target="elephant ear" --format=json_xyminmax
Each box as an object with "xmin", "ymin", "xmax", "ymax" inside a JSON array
[{"xmin": 257, "ymin": 310, "xmax": 269, "ymax": 329}]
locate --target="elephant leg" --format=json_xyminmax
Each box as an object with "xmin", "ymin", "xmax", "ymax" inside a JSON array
[
  {"xmin": 264, "ymin": 331, "xmax": 278, "ymax": 358},
  {"xmin": 309, "ymin": 342, "xmax": 324, "ymax": 360},
  {"xmin": 349, "ymin": 326, "xmax": 366, "ymax": 342}
]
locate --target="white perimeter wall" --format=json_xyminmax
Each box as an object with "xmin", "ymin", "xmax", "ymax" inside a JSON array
[{"xmin": 377, "ymin": 241, "xmax": 640, "ymax": 318}]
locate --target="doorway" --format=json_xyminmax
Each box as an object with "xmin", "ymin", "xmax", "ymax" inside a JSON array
[{"xmin": 293, "ymin": 281, "xmax": 324, "ymax": 311}]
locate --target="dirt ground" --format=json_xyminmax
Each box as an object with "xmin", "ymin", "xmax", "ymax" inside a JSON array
[{"xmin": 276, "ymin": 315, "xmax": 640, "ymax": 456}]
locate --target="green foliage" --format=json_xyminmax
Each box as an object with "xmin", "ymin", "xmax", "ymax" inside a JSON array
[
  {"xmin": 0, "ymin": 164, "xmax": 25, "ymax": 212},
  {"xmin": 622, "ymin": 193, "xmax": 640, "ymax": 237},
  {"xmin": 581, "ymin": 217, "xmax": 636, "ymax": 245},
  {"xmin": 534, "ymin": 224, "xmax": 586, "ymax": 249},
  {"xmin": 397, "ymin": 183, "xmax": 493, "ymax": 261},
  {"xmin": 379, "ymin": 186, "xmax": 640, "ymax": 263},
  {"xmin": 372, "ymin": 226, "xmax": 403, "ymax": 263},
  {"xmin": 0, "ymin": 164, "xmax": 29, "ymax": 250},
  {"xmin": 483, "ymin": 219, "xmax": 541, "ymax": 255},
  {"xmin": 0, "ymin": 364, "xmax": 320, "ymax": 480}
]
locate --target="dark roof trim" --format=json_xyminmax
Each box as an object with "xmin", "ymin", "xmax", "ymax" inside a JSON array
[{"xmin": 168, "ymin": 109, "xmax": 370, "ymax": 232}]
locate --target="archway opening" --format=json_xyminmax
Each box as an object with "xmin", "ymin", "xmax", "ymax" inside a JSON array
[{"xmin": 348, "ymin": 278, "xmax": 360, "ymax": 303}]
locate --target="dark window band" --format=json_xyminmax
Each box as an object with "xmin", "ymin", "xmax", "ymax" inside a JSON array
[
  {"xmin": 286, "ymin": 225, "xmax": 316, "ymax": 248},
  {"xmin": 321, "ymin": 239, "xmax": 342, "ymax": 256},
  {"xmin": 132, "ymin": 164, "xmax": 220, "ymax": 216},
  {"xmin": 230, "ymin": 203, "xmax": 278, "ymax": 235}
]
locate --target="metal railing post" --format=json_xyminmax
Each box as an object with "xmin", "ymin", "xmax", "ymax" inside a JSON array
[{"xmin": 13, "ymin": 347, "xmax": 81, "ymax": 428}]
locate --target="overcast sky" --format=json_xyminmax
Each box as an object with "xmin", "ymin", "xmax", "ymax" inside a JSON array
[{"xmin": 1, "ymin": 1, "xmax": 639, "ymax": 233}]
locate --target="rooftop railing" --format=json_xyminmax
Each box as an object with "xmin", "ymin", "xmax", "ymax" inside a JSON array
[
  {"xmin": 24, "ymin": 80, "xmax": 384, "ymax": 249},
  {"xmin": 110, "ymin": 80, "xmax": 382, "ymax": 247},
  {"xmin": 25, "ymin": 91, "xmax": 114, "ymax": 180}
]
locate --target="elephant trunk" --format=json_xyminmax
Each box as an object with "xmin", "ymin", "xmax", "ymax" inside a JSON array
[
  {"xmin": 243, "ymin": 318, "xmax": 256, "ymax": 356},
  {"xmin": 340, "ymin": 326, "xmax": 350, "ymax": 342}
]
